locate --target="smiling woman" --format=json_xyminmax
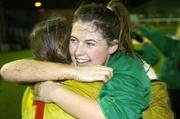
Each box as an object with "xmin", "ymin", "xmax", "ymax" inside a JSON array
[
  {"xmin": 1, "ymin": 1, "xmax": 152, "ymax": 119},
  {"xmin": 69, "ymin": 21, "xmax": 114, "ymax": 66},
  {"xmin": 1, "ymin": 15, "xmax": 112, "ymax": 119}
]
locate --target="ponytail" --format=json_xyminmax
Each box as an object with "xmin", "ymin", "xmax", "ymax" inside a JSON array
[{"xmin": 107, "ymin": 0, "xmax": 134, "ymax": 52}]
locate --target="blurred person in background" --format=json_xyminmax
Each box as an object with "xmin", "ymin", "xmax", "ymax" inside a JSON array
[
  {"xmin": 131, "ymin": 32, "xmax": 160, "ymax": 67},
  {"xmin": 138, "ymin": 25, "xmax": 180, "ymax": 90},
  {"xmin": 130, "ymin": 14, "xmax": 175, "ymax": 119},
  {"xmin": 137, "ymin": 22, "xmax": 180, "ymax": 118},
  {"xmin": 131, "ymin": 31, "xmax": 174, "ymax": 119},
  {"xmin": 175, "ymin": 24, "xmax": 180, "ymax": 40}
]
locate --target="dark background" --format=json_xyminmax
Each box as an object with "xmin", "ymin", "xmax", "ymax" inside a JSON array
[{"xmin": 0, "ymin": 0, "xmax": 180, "ymax": 119}]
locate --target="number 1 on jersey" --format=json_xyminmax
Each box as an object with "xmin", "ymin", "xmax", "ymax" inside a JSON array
[{"xmin": 33, "ymin": 101, "xmax": 45, "ymax": 119}]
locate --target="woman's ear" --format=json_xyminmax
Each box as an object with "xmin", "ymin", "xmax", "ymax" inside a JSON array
[{"xmin": 108, "ymin": 39, "xmax": 118, "ymax": 54}]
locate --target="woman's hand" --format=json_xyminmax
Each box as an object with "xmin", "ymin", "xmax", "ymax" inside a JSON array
[
  {"xmin": 74, "ymin": 65, "xmax": 113, "ymax": 82},
  {"xmin": 32, "ymin": 81, "xmax": 59, "ymax": 103},
  {"xmin": 32, "ymin": 81, "xmax": 106, "ymax": 119}
]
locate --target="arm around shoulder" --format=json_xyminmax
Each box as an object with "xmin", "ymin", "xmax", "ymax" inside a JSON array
[
  {"xmin": 0, "ymin": 59, "xmax": 78, "ymax": 83},
  {"xmin": 0, "ymin": 59, "xmax": 112, "ymax": 83}
]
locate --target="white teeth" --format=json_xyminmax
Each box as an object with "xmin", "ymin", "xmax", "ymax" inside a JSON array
[
  {"xmin": 77, "ymin": 60, "xmax": 88, "ymax": 63},
  {"xmin": 76, "ymin": 58, "xmax": 89, "ymax": 64}
]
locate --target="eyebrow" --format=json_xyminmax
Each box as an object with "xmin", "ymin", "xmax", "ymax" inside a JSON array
[
  {"xmin": 71, "ymin": 35, "xmax": 97, "ymax": 43},
  {"xmin": 85, "ymin": 39, "xmax": 97, "ymax": 43},
  {"xmin": 71, "ymin": 36, "xmax": 78, "ymax": 40}
]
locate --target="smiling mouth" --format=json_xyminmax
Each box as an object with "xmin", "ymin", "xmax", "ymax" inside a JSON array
[{"xmin": 76, "ymin": 59, "xmax": 91, "ymax": 66}]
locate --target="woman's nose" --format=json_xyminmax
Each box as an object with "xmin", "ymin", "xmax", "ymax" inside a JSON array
[{"xmin": 75, "ymin": 44, "xmax": 85, "ymax": 56}]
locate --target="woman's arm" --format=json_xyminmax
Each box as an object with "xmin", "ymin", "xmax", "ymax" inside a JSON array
[
  {"xmin": 33, "ymin": 81, "xmax": 105, "ymax": 119},
  {"xmin": 0, "ymin": 59, "xmax": 112, "ymax": 83},
  {"xmin": 0, "ymin": 59, "xmax": 75, "ymax": 83}
]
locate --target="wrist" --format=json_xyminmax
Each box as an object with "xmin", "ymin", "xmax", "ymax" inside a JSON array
[
  {"xmin": 57, "ymin": 64, "xmax": 78, "ymax": 80},
  {"xmin": 63, "ymin": 66, "xmax": 79, "ymax": 81}
]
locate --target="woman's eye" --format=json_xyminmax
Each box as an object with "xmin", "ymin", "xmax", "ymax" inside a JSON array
[
  {"xmin": 86, "ymin": 42, "xmax": 95, "ymax": 47},
  {"xmin": 70, "ymin": 39, "xmax": 78, "ymax": 44},
  {"xmin": 70, "ymin": 38, "xmax": 75, "ymax": 42}
]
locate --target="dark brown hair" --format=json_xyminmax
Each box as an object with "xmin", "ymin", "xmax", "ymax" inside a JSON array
[{"xmin": 30, "ymin": 16, "xmax": 71, "ymax": 63}]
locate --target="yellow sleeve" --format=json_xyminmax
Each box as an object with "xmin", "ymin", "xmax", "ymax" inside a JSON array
[{"xmin": 143, "ymin": 81, "xmax": 174, "ymax": 119}]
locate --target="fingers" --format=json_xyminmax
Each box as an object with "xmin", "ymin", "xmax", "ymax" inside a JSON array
[
  {"xmin": 101, "ymin": 67, "xmax": 113, "ymax": 78},
  {"xmin": 92, "ymin": 72, "xmax": 111, "ymax": 82},
  {"xmin": 96, "ymin": 67, "xmax": 113, "ymax": 81},
  {"xmin": 97, "ymin": 66, "xmax": 113, "ymax": 76},
  {"xmin": 76, "ymin": 65, "xmax": 113, "ymax": 82},
  {"xmin": 31, "ymin": 83, "xmax": 41, "ymax": 96},
  {"xmin": 98, "ymin": 71, "xmax": 111, "ymax": 81}
]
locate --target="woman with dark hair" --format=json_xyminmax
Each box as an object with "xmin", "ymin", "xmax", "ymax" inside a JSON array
[
  {"xmin": 22, "ymin": 16, "xmax": 111, "ymax": 119},
  {"xmin": 1, "ymin": 1, "xmax": 153, "ymax": 119}
]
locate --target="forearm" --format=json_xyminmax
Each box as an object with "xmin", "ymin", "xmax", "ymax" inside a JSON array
[
  {"xmin": 50, "ymin": 85, "xmax": 105, "ymax": 119},
  {"xmin": 0, "ymin": 59, "xmax": 76, "ymax": 83}
]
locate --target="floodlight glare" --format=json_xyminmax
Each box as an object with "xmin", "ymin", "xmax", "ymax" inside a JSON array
[{"xmin": 34, "ymin": 1, "xmax": 42, "ymax": 7}]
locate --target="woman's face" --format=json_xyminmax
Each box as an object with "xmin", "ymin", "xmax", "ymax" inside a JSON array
[{"xmin": 69, "ymin": 21, "xmax": 112, "ymax": 66}]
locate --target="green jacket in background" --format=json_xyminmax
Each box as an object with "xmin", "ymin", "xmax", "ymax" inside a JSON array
[
  {"xmin": 139, "ymin": 26, "xmax": 180, "ymax": 90},
  {"xmin": 135, "ymin": 42, "xmax": 161, "ymax": 67},
  {"xmin": 99, "ymin": 51, "xmax": 151, "ymax": 119}
]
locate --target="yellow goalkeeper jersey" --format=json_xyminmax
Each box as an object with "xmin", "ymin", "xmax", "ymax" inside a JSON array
[{"xmin": 22, "ymin": 80, "xmax": 103, "ymax": 119}]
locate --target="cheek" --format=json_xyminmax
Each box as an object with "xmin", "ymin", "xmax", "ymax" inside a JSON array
[
  {"xmin": 88, "ymin": 48, "xmax": 109, "ymax": 64},
  {"xmin": 69, "ymin": 43, "xmax": 75, "ymax": 56},
  {"xmin": 69, "ymin": 45, "xmax": 76, "ymax": 64}
]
